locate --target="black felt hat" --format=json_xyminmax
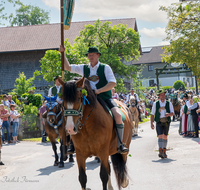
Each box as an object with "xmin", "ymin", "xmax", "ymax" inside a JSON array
[
  {"xmin": 54, "ymin": 75, "xmax": 61, "ymax": 81},
  {"xmin": 85, "ymin": 46, "xmax": 101, "ymax": 56}
]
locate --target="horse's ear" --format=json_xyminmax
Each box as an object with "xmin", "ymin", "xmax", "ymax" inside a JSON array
[
  {"xmin": 57, "ymin": 76, "xmax": 64, "ymax": 86},
  {"xmin": 44, "ymin": 96, "xmax": 50, "ymax": 101},
  {"xmin": 77, "ymin": 77, "xmax": 85, "ymax": 89}
]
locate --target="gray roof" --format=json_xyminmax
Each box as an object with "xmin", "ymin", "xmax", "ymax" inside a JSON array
[
  {"xmin": 0, "ymin": 18, "xmax": 137, "ymax": 53},
  {"xmin": 132, "ymin": 46, "xmax": 165, "ymax": 65}
]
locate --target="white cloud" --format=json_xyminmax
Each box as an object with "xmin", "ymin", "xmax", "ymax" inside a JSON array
[
  {"xmin": 140, "ymin": 27, "xmax": 166, "ymax": 39},
  {"xmin": 42, "ymin": 0, "xmax": 176, "ymax": 23},
  {"xmin": 75, "ymin": 0, "xmax": 175, "ymax": 23},
  {"xmin": 42, "ymin": 0, "xmax": 60, "ymax": 10}
]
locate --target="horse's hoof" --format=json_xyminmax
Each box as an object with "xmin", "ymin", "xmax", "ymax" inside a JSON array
[
  {"xmin": 64, "ymin": 156, "xmax": 68, "ymax": 161},
  {"xmin": 95, "ymin": 157, "xmax": 100, "ymax": 163},
  {"xmin": 69, "ymin": 157, "xmax": 74, "ymax": 163},
  {"xmin": 54, "ymin": 161, "xmax": 59, "ymax": 166},
  {"xmin": 58, "ymin": 162, "xmax": 64, "ymax": 168},
  {"xmin": 121, "ymin": 178, "xmax": 129, "ymax": 188}
]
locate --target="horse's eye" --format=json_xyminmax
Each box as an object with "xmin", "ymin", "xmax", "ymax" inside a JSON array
[{"xmin": 77, "ymin": 98, "xmax": 80, "ymax": 102}]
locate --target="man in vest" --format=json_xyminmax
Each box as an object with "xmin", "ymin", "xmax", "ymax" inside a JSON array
[
  {"xmin": 43, "ymin": 76, "xmax": 63, "ymax": 138},
  {"xmin": 48, "ymin": 76, "xmax": 62, "ymax": 104},
  {"xmin": 150, "ymin": 89, "xmax": 174, "ymax": 158},
  {"xmin": 59, "ymin": 45, "xmax": 129, "ymax": 154}
]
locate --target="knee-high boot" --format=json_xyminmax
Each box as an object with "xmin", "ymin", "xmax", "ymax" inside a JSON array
[
  {"xmin": 67, "ymin": 139, "xmax": 75, "ymax": 154},
  {"xmin": 116, "ymin": 123, "xmax": 129, "ymax": 154}
]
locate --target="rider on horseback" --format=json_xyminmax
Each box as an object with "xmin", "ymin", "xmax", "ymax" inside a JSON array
[{"xmin": 59, "ymin": 45, "xmax": 129, "ymax": 154}]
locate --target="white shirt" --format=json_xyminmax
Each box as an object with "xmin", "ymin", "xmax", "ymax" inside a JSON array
[
  {"xmin": 48, "ymin": 85, "xmax": 62, "ymax": 102},
  {"xmin": 126, "ymin": 93, "xmax": 140, "ymax": 104},
  {"xmin": 151, "ymin": 100, "xmax": 174, "ymax": 118},
  {"xmin": 70, "ymin": 62, "xmax": 116, "ymax": 90},
  {"xmin": 10, "ymin": 110, "xmax": 20, "ymax": 122}
]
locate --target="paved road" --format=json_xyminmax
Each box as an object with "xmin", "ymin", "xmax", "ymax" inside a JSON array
[{"xmin": 0, "ymin": 121, "xmax": 200, "ymax": 190}]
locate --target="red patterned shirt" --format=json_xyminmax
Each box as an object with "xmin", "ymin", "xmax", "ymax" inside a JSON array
[{"xmin": 0, "ymin": 109, "xmax": 9, "ymax": 121}]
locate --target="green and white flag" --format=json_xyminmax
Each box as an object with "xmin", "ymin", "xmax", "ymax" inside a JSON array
[{"xmin": 63, "ymin": 0, "xmax": 75, "ymax": 30}]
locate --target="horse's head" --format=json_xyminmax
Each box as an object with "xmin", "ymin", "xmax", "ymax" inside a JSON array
[
  {"xmin": 58, "ymin": 77, "xmax": 84, "ymax": 135},
  {"xmin": 44, "ymin": 95, "xmax": 61, "ymax": 124},
  {"xmin": 58, "ymin": 76, "xmax": 96, "ymax": 135},
  {"xmin": 129, "ymin": 96, "xmax": 136, "ymax": 108}
]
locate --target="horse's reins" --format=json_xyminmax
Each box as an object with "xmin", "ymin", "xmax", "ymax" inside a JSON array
[
  {"xmin": 62, "ymin": 87, "xmax": 96, "ymax": 133},
  {"xmin": 47, "ymin": 102, "xmax": 63, "ymax": 135}
]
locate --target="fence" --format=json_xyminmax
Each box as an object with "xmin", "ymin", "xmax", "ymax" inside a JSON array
[{"xmin": 3, "ymin": 114, "xmax": 42, "ymax": 140}]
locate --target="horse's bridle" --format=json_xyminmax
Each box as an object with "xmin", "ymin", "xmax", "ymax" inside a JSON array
[
  {"xmin": 62, "ymin": 87, "xmax": 96, "ymax": 133},
  {"xmin": 47, "ymin": 102, "xmax": 63, "ymax": 135}
]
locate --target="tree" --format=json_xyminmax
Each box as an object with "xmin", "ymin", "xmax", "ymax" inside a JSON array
[
  {"xmin": 35, "ymin": 20, "xmax": 140, "ymax": 87},
  {"xmin": 34, "ymin": 40, "xmax": 89, "ymax": 83},
  {"xmin": 0, "ymin": 0, "xmax": 21, "ymax": 25},
  {"xmin": 9, "ymin": 3, "xmax": 50, "ymax": 26},
  {"xmin": 12, "ymin": 72, "xmax": 35, "ymax": 96},
  {"xmin": 75, "ymin": 20, "xmax": 140, "ymax": 79},
  {"xmin": 173, "ymin": 80, "xmax": 185, "ymax": 90},
  {"xmin": 160, "ymin": 1, "xmax": 200, "ymax": 78},
  {"xmin": 115, "ymin": 78, "xmax": 127, "ymax": 93}
]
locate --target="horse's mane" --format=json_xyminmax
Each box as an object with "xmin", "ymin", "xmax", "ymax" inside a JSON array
[
  {"xmin": 63, "ymin": 77, "xmax": 96, "ymax": 108},
  {"xmin": 62, "ymin": 77, "xmax": 109, "ymax": 113}
]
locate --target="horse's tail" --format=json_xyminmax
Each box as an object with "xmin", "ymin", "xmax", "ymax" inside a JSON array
[{"xmin": 111, "ymin": 153, "xmax": 127, "ymax": 190}]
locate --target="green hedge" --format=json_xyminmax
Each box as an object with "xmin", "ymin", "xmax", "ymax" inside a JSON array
[{"xmin": 21, "ymin": 93, "xmax": 42, "ymax": 108}]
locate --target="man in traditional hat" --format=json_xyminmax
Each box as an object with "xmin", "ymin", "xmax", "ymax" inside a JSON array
[
  {"xmin": 48, "ymin": 75, "xmax": 62, "ymax": 104},
  {"xmin": 150, "ymin": 89, "xmax": 174, "ymax": 159},
  {"xmin": 59, "ymin": 45, "xmax": 128, "ymax": 154}
]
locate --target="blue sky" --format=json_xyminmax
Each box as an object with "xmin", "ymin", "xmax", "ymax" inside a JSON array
[{"xmin": 2, "ymin": 0, "xmax": 181, "ymax": 47}]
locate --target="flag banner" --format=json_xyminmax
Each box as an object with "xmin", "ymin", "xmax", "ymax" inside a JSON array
[{"xmin": 63, "ymin": 0, "xmax": 75, "ymax": 30}]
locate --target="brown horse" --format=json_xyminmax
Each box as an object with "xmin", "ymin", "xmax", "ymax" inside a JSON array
[
  {"xmin": 58, "ymin": 77, "xmax": 132, "ymax": 190},
  {"xmin": 129, "ymin": 96, "xmax": 139, "ymax": 137},
  {"xmin": 44, "ymin": 95, "xmax": 73, "ymax": 167},
  {"xmin": 170, "ymin": 96, "xmax": 181, "ymax": 121}
]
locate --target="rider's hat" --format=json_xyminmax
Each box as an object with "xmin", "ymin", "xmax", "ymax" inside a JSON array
[
  {"xmin": 183, "ymin": 93, "xmax": 188, "ymax": 99},
  {"xmin": 54, "ymin": 75, "xmax": 61, "ymax": 81},
  {"xmin": 157, "ymin": 89, "xmax": 166, "ymax": 96},
  {"xmin": 85, "ymin": 46, "xmax": 101, "ymax": 56}
]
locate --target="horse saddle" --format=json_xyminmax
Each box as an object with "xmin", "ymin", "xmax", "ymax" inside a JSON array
[{"xmin": 106, "ymin": 106, "xmax": 126, "ymax": 122}]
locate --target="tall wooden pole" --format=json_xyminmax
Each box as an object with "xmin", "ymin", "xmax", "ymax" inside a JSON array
[
  {"xmin": 60, "ymin": 0, "xmax": 64, "ymax": 80},
  {"xmin": 156, "ymin": 68, "xmax": 159, "ymax": 90}
]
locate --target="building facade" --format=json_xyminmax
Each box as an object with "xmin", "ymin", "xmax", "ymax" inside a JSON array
[
  {"xmin": 0, "ymin": 18, "xmax": 139, "ymax": 94},
  {"xmin": 132, "ymin": 46, "xmax": 195, "ymax": 87}
]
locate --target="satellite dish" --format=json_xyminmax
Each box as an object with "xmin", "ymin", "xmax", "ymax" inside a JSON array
[{"xmin": 171, "ymin": 62, "xmax": 179, "ymax": 67}]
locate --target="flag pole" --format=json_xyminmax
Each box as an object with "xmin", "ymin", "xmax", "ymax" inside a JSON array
[{"xmin": 60, "ymin": 0, "xmax": 64, "ymax": 80}]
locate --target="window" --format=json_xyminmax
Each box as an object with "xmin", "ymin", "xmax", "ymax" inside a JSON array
[
  {"xmin": 148, "ymin": 65, "xmax": 153, "ymax": 71},
  {"xmin": 149, "ymin": 80, "xmax": 154, "ymax": 87}
]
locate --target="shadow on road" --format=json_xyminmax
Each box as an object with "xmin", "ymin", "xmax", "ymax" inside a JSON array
[
  {"xmin": 86, "ymin": 159, "xmax": 101, "ymax": 170},
  {"xmin": 37, "ymin": 162, "xmax": 75, "ymax": 176},
  {"xmin": 131, "ymin": 136, "xmax": 142, "ymax": 141},
  {"xmin": 152, "ymin": 158, "xmax": 176, "ymax": 163}
]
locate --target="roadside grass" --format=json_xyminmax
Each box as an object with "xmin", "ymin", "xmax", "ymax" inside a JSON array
[
  {"xmin": 139, "ymin": 116, "xmax": 150, "ymax": 124},
  {"xmin": 22, "ymin": 115, "xmax": 151, "ymax": 142},
  {"xmin": 22, "ymin": 137, "xmax": 51, "ymax": 142}
]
